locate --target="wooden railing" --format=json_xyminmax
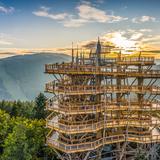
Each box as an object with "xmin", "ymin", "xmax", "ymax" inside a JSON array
[
  {"xmin": 128, "ymin": 134, "xmax": 160, "ymax": 143},
  {"xmin": 46, "ymin": 97, "xmax": 160, "ymax": 113},
  {"xmin": 45, "ymin": 57, "xmax": 154, "ymax": 72},
  {"xmin": 46, "ymin": 132, "xmax": 160, "ymax": 153},
  {"xmin": 45, "ymin": 82, "xmax": 160, "ymax": 95},
  {"xmin": 47, "ymin": 133, "xmax": 125, "ymax": 153},
  {"xmin": 117, "ymin": 57, "xmax": 154, "ymax": 65},
  {"xmin": 46, "ymin": 116, "xmax": 160, "ymax": 133},
  {"xmin": 45, "ymin": 63, "xmax": 160, "ymax": 78}
]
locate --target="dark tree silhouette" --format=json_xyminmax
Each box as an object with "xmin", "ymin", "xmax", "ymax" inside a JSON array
[{"xmin": 35, "ymin": 93, "xmax": 47, "ymax": 119}]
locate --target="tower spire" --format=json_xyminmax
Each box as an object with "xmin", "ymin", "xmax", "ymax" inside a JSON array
[
  {"xmin": 96, "ymin": 37, "xmax": 101, "ymax": 54},
  {"xmin": 72, "ymin": 42, "xmax": 74, "ymax": 63},
  {"xmin": 96, "ymin": 37, "xmax": 101, "ymax": 66}
]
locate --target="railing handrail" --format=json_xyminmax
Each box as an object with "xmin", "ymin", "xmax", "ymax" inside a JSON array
[
  {"xmin": 45, "ymin": 82, "xmax": 160, "ymax": 94},
  {"xmin": 46, "ymin": 133, "xmax": 160, "ymax": 152},
  {"xmin": 46, "ymin": 117, "xmax": 160, "ymax": 132},
  {"xmin": 46, "ymin": 96, "xmax": 160, "ymax": 113}
]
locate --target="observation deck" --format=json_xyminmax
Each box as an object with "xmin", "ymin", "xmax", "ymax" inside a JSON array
[
  {"xmin": 46, "ymin": 98, "xmax": 160, "ymax": 114},
  {"xmin": 47, "ymin": 132, "xmax": 160, "ymax": 153},
  {"xmin": 46, "ymin": 116, "xmax": 160, "ymax": 134},
  {"xmin": 45, "ymin": 63, "xmax": 160, "ymax": 78},
  {"xmin": 45, "ymin": 82, "xmax": 160, "ymax": 95}
]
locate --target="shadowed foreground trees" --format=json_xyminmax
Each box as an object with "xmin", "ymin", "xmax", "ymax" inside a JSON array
[
  {"xmin": 0, "ymin": 93, "xmax": 57, "ymax": 160},
  {"xmin": 35, "ymin": 93, "xmax": 47, "ymax": 119},
  {"xmin": 0, "ymin": 93, "xmax": 46, "ymax": 119}
]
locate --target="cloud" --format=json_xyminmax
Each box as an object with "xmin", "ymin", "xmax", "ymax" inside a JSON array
[
  {"xmin": 55, "ymin": 31, "xmax": 142, "ymax": 55},
  {"xmin": 140, "ymin": 35, "xmax": 160, "ymax": 51},
  {"xmin": 0, "ymin": 6, "xmax": 14, "ymax": 14},
  {"xmin": 33, "ymin": 2, "xmax": 128, "ymax": 27},
  {"xmin": 77, "ymin": 3, "xmax": 128, "ymax": 23},
  {"xmin": 139, "ymin": 29, "xmax": 152, "ymax": 32},
  {"xmin": 108, "ymin": 15, "xmax": 128, "ymax": 23},
  {"xmin": 101, "ymin": 32, "xmax": 138, "ymax": 49},
  {"xmin": 132, "ymin": 16, "xmax": 156, "ymax": 23},
  {"xmin": 141, "ymin": 35, "xmax": 160, "ymax": 44},
  {"xmin": 0, "ymin": 40, "xmax": 12, "ymax": 45},
  {"xmin": 77, "ymin": 3, "xmax": 109, "ymax": 22},
  {"xmin": 47, "ymin": 29, "xmax": 160, "ymax": 53},
  {"xmin": 0, "ymin": 33, "xmax": 14, "ymax": 46},
  {"xmin": 33, "ymin": 7, "xmax": 67, "ymax": 20},
  {"xmin": 130, "ymin": 33, "xmax": 143, "ymax": 40},
  {"xmin": 2, "ymin": 30, "xmax": 160, "ymax": 58},
  {"xmin": 76, "ymin": 29, "xmax": 160, "ymax": 52},
  {"xmin": 62, "ymin": 17, "xmax": 88, "ymax": 27}
]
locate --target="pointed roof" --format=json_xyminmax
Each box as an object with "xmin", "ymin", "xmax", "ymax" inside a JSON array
[{"xmin": 96, "ymin": 37, "xmax": 101, "ymax": 54}]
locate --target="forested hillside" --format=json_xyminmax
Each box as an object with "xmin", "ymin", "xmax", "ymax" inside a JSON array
[{"xmin": 0, "ymin": 93, "xmax": 57, "ymax": 160}]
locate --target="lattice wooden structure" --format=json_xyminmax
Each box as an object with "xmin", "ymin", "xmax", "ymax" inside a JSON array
[{"xmin": 45, "ymin": 39, "xmax": 160, "ymax": 160}]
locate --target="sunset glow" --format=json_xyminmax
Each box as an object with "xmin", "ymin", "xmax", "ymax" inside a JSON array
[{"xmin": 0, "ymin": 0, "xmax": 160, "ymax": 58}]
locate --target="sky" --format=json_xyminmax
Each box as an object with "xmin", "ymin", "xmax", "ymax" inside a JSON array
[{"xmin": 0, "ymin": 0, "xmax": 160, "ymax": 58}]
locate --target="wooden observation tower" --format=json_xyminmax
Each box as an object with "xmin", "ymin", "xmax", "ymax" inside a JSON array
[{"xmin": 45, "ymin": 39, "xmax": 160, "ymax": 160}]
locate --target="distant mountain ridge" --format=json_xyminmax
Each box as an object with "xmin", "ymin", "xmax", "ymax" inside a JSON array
[
  {"xmin": 0, "ymin": 53, "xmax": 160, "ymax": 101},
  {"xmin": 0, "ymin": 53, "xmax": 70, "ymax": 100}
]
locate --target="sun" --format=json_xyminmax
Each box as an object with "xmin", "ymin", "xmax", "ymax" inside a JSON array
[{"xmin": 102, "ymin": 32, "xmax": 139, "ymax": 52}]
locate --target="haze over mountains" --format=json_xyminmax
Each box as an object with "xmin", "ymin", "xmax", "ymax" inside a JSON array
[
  {"xmin": 0, "ymin": 53, "xmax": 70, "ymax": 100},
  {"xmin": 0, "ymin": 53, "xmax": 160, "ymax": 101}
]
